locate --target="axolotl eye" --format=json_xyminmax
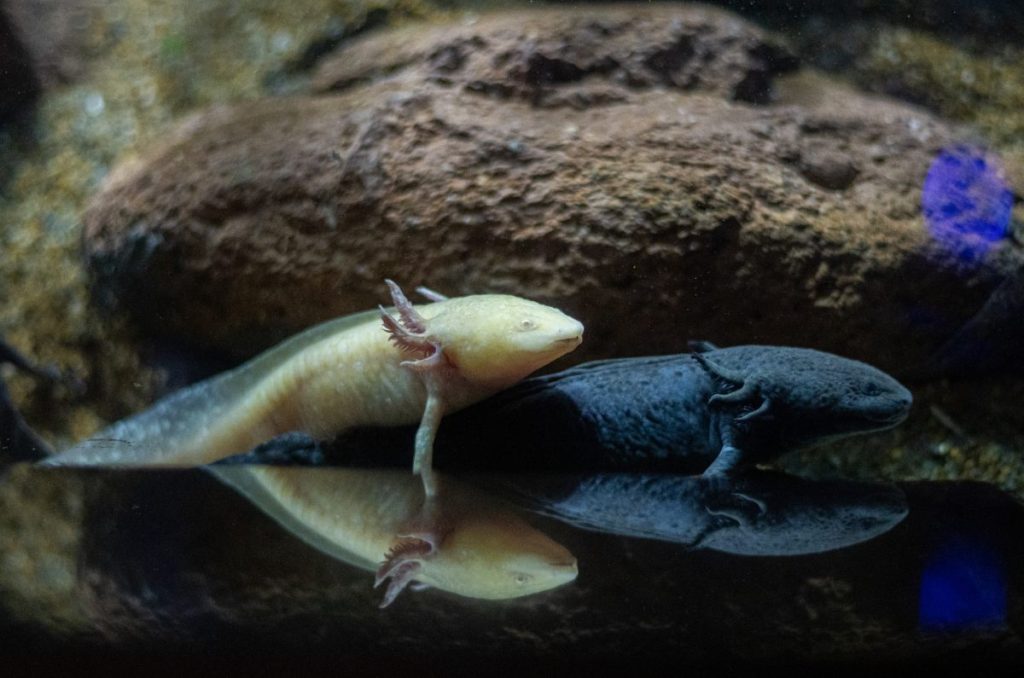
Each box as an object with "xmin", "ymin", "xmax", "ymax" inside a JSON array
[
  {"xmin": 862, "ymin": 383, "xmax": 883, "ymax": 396},
  {"xmin": 513, "ymin": 573, "xmax": 533, "ymax": 586},
  {"xmin": 517, "ymin": 319, "xmax": 537, "ymax": 331}
]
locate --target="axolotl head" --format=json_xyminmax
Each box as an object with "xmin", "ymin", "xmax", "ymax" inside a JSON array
[
  {"xmin": 697, "ymin": 346, "xmax": 913, "ymax": 454},
  {"xmin": 380, "ymin": 475, "xmax": 579, "ymax": 604},
  {"xmin": 426, "ymin": 294, "xmax": 585, "ymax": 389},
  {"xmin": 418, "ymin": 507, "xmax": 579, "ymax": 601}
]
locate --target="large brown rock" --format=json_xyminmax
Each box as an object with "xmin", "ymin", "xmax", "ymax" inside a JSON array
[
  {"xmin": 81, "ymin": 3, "xmax": 1024, "ymax": 374},
  {"xmin": 311, "ymin": 5, "xmax": 799, "ymax": 105}
]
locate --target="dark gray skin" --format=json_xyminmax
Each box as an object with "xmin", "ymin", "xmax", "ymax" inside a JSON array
[
  {"xmin": 220, "ymin": 438, "xmax": 911, "ymax": 556},
  {"xmin": 686, "ymin": 342, "xmax": 914, "ymax": 475},
  {"xmin": 327, "ymin": 343, "xmax": 914, "ymax": 475},
  {"xmin": 492, "ymin": 471, "xmax": 910, "ymax": 556}
]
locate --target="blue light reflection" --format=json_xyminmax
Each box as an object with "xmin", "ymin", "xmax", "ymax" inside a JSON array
[
  {"xmin": 919, "ymin": 535, "xmax": 1007, "ymax": 632},
  {"xmin": 921, "ymin": 145, "xmax": 1013, "ymax": 264}
]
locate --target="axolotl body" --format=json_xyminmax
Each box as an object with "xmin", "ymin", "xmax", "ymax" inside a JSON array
[
  {"xmin": 210, "ymin": 465, "xmax": 578, "ymax": 607},
  {"xmin": 328, "ymin": 343, "xmax": 914, "ymax": 475},
  {"xmin": 43, "ymin": 281, "xmax": 585, "ymax": 500}
]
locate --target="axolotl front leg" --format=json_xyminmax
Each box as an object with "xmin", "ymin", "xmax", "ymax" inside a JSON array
[
  {"xmin": 373, "ymin": 280, "xmax": 584, "ymax": 604},
  {"xmin": 692, "ymin": 351, "xmax": 771, "ymax": 518},
  {"xmin": 692, "ymin": 351, "xmax": 773, "ymax": 478},
  {"xmin": 378, "ymin": 279, "xmax": 453, "ymax": 499},
  {"xmin": 373, "ymin": 282, "xmax": 456, "ymax": 601}
]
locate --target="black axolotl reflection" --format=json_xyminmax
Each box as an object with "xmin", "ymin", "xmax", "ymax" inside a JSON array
[
  {"xmin": 223, "ymin": 437, "xmax": 910, "ymax": 557},
  {"xmin": 330, "ymin": 343, "xmax": 914, "ymax": 475},
  {"xmin": 495, "ymin": 471, "xmax": 909, "ymax": 556}
]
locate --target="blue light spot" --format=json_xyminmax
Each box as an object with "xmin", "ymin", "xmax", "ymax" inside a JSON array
[
  {"xmin": 921, "ymin": 145, "xmax": 1013, "ymax": 264},
  {"xmin": 919, "ymin": 535, "xmax": 1007, "ymax": 632}
]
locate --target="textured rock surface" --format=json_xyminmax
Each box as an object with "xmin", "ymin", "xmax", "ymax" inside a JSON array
[
  {"xmin": 311, "ymin": 5, "xmax": 800, "ymax": 105},
  {"xmin": 795, "ymin": 21, "xmax": 1024, "ymax": 153},
  {"xmin": 80, "ymin": 4, "xmax": 1024, "ymax": 374}
]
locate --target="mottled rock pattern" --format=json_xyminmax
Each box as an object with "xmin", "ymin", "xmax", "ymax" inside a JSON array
[
  {"xmin": 81, "ymin": 4, "xmax": 1024, "ymax": 374},
  {"xmin": 794, "ymin": 21, "xmax": 1024, "ymax": 152},
  {"xmin": 312, "ymin": 6, "xmax": 799, "ymax": 105}
]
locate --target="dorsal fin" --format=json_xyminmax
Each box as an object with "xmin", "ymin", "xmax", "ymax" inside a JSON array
[{"xmin": 688, "ymin": 341, "xmax": 720, "ymax": 353}]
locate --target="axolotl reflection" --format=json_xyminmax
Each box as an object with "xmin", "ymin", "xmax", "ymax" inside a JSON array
[
  {"xmin": 210, "ymin": 466, "xmax": 578, "ymax": 607},
  {"xmin": 497, "ymin": 470, "xmax": 909, "ymax": 556}
]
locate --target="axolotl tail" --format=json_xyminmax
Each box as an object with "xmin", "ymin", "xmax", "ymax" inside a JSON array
[
  {"xmin": 40, "ymin": 370, "xmax": 250, "ymax": 466},
  {"xmin": 40, "ymin": 309, "xmax": 385, "ymax": 467}
]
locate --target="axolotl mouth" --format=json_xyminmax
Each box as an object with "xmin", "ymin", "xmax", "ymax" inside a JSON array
[
  {"xmin": 554, "ymin": 331, "xmax": 584, "ymax": 348},
  {"xmin": 854, "ymin": 385, "xmax": 914, "ymax": 426},
  {"xmin": 523, "ymin": 318, "xmax": 584, "ymax": 358},
  {"xmin": 862, "ymin": 404, "xmax": 912, "ymax": 425}
]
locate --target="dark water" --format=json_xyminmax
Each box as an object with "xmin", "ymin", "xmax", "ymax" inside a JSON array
[{"xmin": 1, "ymin": 462, "xmax": 1021, "ymax": 666}]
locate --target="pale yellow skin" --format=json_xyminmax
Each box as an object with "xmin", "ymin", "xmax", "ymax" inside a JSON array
[
  {"xmin": 44, "ymin": 294, "xmax": 584, "ymax": 470},
  {"xmin": 210, "ymin": 466, "xmax": 578, "ymax": 604}
]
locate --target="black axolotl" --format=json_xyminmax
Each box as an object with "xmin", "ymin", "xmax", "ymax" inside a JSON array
[{"xmin": 325, "ymin": 343, "xmax": 914, "ymax": 475}]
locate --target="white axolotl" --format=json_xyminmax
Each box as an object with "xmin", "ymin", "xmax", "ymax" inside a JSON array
[{"xmin": 43, "ymin": 279, "xmax": 584, "ymax": 501}]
